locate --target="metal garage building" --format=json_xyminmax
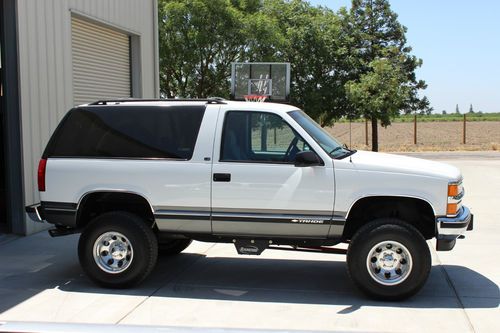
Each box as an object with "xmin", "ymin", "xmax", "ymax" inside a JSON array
[{"xmin": 0, "ymin": 0, "xmax": 159, "ymax": 235}]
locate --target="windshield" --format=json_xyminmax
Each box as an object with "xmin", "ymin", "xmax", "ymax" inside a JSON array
[{"xmin": 288, "ymin": 110, "xmax": 354, "ymax": 159}]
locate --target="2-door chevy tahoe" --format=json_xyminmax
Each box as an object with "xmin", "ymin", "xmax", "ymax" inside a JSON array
[{"xmin": 26, "ymin": 98, "xmax": 473, "ymax": 300}]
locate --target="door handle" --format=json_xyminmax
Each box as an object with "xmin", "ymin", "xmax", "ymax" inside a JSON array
[{"xmin": 213, "ymin": 173, "xmax": 231, "ymax": 182}]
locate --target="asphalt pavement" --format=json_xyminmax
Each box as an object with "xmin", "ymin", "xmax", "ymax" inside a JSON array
[{"xmin": 0, "ymin": 152, "xmax": 498, "ymax": 332}]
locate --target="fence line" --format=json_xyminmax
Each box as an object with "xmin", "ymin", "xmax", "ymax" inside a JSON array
[
  {"xmin": 350, "ymin": 115, "xmax": 471, "ymax": 147},
  {"xmin": 331, "ymin": 116, "xmax": 500, "ymax": 151}
]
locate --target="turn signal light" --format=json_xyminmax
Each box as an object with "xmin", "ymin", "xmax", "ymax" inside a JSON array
[
  {"xmin": 448, "ymin": 184, "xmax": 459, "ymax": 197},
  {"xmin": 447, "ymin": 203, "xmax": 458, "ymax": 216}
]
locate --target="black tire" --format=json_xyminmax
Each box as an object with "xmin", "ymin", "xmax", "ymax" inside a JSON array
[
  {"xmin": 158, "ymin": 239, "xmax": 192, "ymax": 255},
  {"xmin": 78, "ymin": 211, "xmax": 158, "ymax": 288},
  {"xmin": 347, "ymin": 218, "xmax": 431, "ymax": 301}
]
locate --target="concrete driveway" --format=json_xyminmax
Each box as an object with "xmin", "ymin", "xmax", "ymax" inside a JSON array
[{"xmin": 0, "ymin": 152, "xmax": 498, "ymax": 332}]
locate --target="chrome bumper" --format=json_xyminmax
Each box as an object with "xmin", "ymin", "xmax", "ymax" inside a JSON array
[
  {"xmin": 25, "ymin": 204, "xmax": 45, "ymax": 223},
  {"xmin": 435, "ymin": 206, "xmax": 473, "ymax": 251},
  {"xmin": 437, "ymin": 205, "xmax": 473, "ymax": 239}
]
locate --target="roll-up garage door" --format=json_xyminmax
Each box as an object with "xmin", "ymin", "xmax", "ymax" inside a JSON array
[{"xmin": 71, "ymin": 17, "xmax": 131, "ymax": 105}]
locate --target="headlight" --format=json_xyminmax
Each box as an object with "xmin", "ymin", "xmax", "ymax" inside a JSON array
[{"xmin": 447, "ymin": 181, "xmax": 463, "ymax": 217}]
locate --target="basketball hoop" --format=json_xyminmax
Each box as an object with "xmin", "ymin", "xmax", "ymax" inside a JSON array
[
  {"xmin": 231, "ymin": 62, "xmax": 291, "ymax": 102},
  {"xmin": 244, "ymin": 95, "xmax": 268, "ymax": 102}
]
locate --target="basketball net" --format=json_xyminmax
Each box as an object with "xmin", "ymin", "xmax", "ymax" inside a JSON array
[
  {"xmin": 245, "ymin": 74, "xmax": 269, "ymax": 102},
  {"xmin": 244, "ymin": 95, "xmax": 268, "ymax": 102}
]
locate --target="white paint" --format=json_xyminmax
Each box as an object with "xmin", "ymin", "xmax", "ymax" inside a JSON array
[{"xmin": 41, "ymin": 100, "xmax": 463, "ymax": 231}]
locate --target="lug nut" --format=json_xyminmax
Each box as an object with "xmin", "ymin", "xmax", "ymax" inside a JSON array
[
  {"xmin": 375, "ymin": 247, "xmax": 382, "ymax": 253},
  {"xmin": 395, "ymin": 268, "xmax": 402, "ymax": 275},
  {"xmin": 384, "ymin": 272, "xmax": 391, "ymax": 279},
  {"xmin": 396, "ymin": 248, "xmax": 402, "ymax": 254},
  {"xmin": 400, "ymin": 258, "xmax": 407, "ymax": 264},
  {"xmin": 371, "ymin": 257, "xmax": 377, "ymax": 263},
  {"xmin": 386, "ymin": 244, "xmax": 392, "ymax": 249}
]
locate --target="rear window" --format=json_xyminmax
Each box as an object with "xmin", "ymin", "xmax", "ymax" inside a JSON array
[{"xmin": 43, "ymin": 105, "xmax": 206, "ymax": 159}]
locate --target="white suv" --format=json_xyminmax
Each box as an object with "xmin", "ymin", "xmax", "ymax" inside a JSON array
[{"xmin": 26, "ymin": 98, "xmax": 473, "ymax": 300}]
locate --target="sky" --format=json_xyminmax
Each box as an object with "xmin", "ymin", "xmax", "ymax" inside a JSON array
[{"xmin": 308, "ymin": 0, "xmax": 500, "ymax": 113}]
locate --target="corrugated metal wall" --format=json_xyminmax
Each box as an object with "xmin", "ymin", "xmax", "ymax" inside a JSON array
[{"xmin": 16, "ymin": 0, "xmax": 159, "ymax": 234}]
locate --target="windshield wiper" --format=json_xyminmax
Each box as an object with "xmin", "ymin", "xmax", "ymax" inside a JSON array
[
  {"xmin": 329, "ymin": 146, "xmax": 343, "ymax": 155},
  {"xmin": 343, "ymin": 143, "xmax": 356, "ymax": 152},
  {"xmin": 336, "ymin": 149, "xmax": 357, "ymax": 159}
]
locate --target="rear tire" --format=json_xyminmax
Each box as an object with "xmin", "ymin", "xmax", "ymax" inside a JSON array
[
  {"xmin": 158, "ymin": 239, "xmax": 192, "ymax": 255},
  {"xmin": 347, "ymin": 218, "xmax": 431, "ymax": 300},
  {"xmin": 78, "ymin": 211, "xmax": 158, "ymax": 288}
]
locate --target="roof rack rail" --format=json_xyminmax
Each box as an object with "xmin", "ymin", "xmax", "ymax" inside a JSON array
[
  {"xmin": 88, "ymin": 97, "xmax": 226, "ymax": 105},
  {"xmin": 207, "ymin": 97, "xmax": 226, "ymax": 104}
]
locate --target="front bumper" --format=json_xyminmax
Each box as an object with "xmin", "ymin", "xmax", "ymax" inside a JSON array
[{"xmin": 436, "ymin": 205, "xmax": 473, "ymax": 251}]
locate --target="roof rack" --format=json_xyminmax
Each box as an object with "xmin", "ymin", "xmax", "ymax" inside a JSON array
[{"xmin": 88, "ymin": 97, "xmax": 227, "ymax": 105}]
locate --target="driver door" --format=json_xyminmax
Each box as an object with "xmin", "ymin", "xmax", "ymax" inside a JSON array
[{"xmin": 211, "ymin": 110, "xmax": 335, "ymax": 238}]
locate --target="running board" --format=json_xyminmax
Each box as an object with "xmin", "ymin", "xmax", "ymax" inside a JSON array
[
  {"xmin": 269, "ymin": 245, "xmax": 347, "ymax": 255},
  {"xmin": 233, "ymin": 238, "xmax": 347, "ymax": 256}
]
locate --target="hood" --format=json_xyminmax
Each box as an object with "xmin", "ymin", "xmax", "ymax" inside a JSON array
[{"xmin": 347, "ymin": 150, "xmax": 462, "ymax": 181}]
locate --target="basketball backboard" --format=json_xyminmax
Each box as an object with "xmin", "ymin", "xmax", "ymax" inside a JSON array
[{"xmin": 231, "ymin": 62, "xmax": 291, "ymax": 102}]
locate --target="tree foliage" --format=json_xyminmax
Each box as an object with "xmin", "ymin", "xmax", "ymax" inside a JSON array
[
  {"xmin": 346, "ymin": 58, "xmax": 410, "ymax": 125},
  {"xmin": 258, "ymin": 0, "xmax": 351, "ymax": 126},
  {"xmin": 158, "ymin": 0, "xmax": 280, "ymax": 98},
  {"xmin": 158, "ymin": 0, "xmax": 430, "ymax": 149}
]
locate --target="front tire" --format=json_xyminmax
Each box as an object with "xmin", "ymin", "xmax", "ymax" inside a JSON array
[
  {"xmin": 78, "ymin": 211, "xmax": 158, "ymax": 288},
  {"xmin": 347, "ymin": 219, "xmax": 431, "ymax": 300}
]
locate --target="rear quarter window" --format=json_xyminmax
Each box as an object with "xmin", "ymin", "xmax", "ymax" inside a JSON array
[{"xmin": 43, "ymin": 105, "xmax": 206, "ymax": 159}]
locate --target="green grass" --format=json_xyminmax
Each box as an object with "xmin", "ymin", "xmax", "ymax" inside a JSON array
[{"xmin": 338, "ymin": 112, "xmax": 500, "ymax": 123}]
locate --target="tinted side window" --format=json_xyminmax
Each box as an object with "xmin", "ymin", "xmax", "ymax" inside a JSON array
[
  {"xmin": 44, "ymin": 105, "xmax": 205, "ymax": 159},
  {"xmin": 221, "ymin": 111, "xmax": 311, "ymax": 163}
]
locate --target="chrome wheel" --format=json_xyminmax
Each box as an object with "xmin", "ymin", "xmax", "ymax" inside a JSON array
[
  {"xmin": 93, "ymin": 231, "xmax": 133, "ymax": 274},
  {"xmin": 366, "ymin": 240, "xmax": 413, "ymax": 286}
]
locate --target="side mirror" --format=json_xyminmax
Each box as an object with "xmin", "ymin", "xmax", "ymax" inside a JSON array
[{"xmin": 294, "ymin": 151, "xmax": 322, "ymax": 167}]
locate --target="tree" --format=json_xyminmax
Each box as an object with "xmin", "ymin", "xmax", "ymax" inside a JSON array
[
  {"xmin": 346, "ymin": 58, "xmax": 410, "ymax": 139},
  {"xmin": 342, "ymin": 0, "xmax": 429, "ymax": 151},
  {"xmin": 469, "ymin": 104, "xmax": 475, "ymax": 113},
  {"xmin": 259, "ymin": 0, "xmax": 349, "ymax": 126},
  {"xmin": 455, "ymin": 104, "xmax": 460, "ymax": 114},
  {"xmin": 158, "ymin": 0, "xmax": 280, "ymax": 98},
  {"xmin": 442, "ymin": 110, "xmax": 447, "ymax": 115}
]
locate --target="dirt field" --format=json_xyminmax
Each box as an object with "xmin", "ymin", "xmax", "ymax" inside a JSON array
[{"xmin": 327, "ymin": 121, "xmax": 500, "ymax": 152}]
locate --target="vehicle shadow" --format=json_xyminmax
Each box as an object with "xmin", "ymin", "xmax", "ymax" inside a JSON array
[
  {"xmin": 0, "ymin": 234, "xmax": 498, "ymax": 315},
  {"xmin": 61, "ymin": 253, "xmax": 499, "ymax": 311}
]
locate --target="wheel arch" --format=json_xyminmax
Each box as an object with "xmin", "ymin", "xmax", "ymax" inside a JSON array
[
  {"xmin": 342, "ymin": 195, "xmax": 437, "ymax": 240},
  {"xmin": 75, "ymin": 190, "xmax": 155, "ymax": 229}
]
